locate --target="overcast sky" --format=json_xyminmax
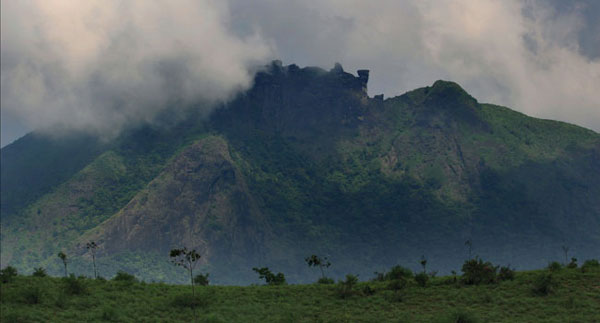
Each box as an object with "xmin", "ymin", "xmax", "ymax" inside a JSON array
[{"xmin": 2, "ymin": 0, "xmax": 599, "ymax": 147}]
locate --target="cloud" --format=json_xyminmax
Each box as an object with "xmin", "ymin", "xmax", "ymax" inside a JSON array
[
  {"xmin": 228, "ymin": 0, "xmax": 600, "ymax": 132},
  {"xmin": 2, "ymin": 0, "xmax": 599, "ymax": 147},
  {"xmin": 1, "ymin": 0, "xmax": 272, "ymax": 142}
]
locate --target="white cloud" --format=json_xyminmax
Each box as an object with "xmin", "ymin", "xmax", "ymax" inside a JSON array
[
  {"xmin": 2, "ymin": 0, "xmax": 599, "ymax": 146},
  {"xmin": 1, "ymin": 0, "xmax": 273, "ymax": 141}
]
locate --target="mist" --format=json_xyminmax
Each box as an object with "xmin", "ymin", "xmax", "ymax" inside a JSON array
[
  {"xmin": 1, "ymin": 0, "xmax": 272, "ymax": 143},
  {"xmin": 2, "ymin": 0, "xmax": 599, "ymax": 147}
]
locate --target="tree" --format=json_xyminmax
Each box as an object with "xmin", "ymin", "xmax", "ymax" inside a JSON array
[
  {"xmin": 58, "ymin": 251, "xmax": 69, "ymax": 277},
  {"xmin": 0, "ymin": 266, "xmax": 18, "ymax": 283},
  {"xmin": 169, "ymin": 248, "xmax": 202, "ymax": 297},
  {"xmin": 305, "ymin": 254, "xmax": 331, "ymax": 279},
  {"xmin": 420, "ymin": 255, "xmax": 427, "ymax": 274},
  {"xmin": 86, "ymin": 241, "xmax": 99, "ymax": 279}
]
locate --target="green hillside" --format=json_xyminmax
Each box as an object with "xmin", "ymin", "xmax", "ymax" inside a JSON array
[
  {"xmin": 1, "ymin": 61, "xmax": 599, "ymax": 284},
  {"xmin": 1, "ymin": 263, "xmax": 599, "ymax": 322}
]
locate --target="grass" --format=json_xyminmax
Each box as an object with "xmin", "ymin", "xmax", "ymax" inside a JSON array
[{"xmin": 1, "ymin": 267, "xmax": 598, "ymax": 322}]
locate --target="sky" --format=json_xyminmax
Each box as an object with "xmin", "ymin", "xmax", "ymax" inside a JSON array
[{"xmin": 1, "ymin": 0, "xmax": 599, "ymax": 147}]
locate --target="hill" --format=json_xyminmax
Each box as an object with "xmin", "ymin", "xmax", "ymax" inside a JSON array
[{"xmin": 1, "ymin": 61, "xmax": 599, "ymax": 284}]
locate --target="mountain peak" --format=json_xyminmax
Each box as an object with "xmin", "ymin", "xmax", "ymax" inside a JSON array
[
  {"xmin": 405, "ymin": 79, "xmax": 486, "ymax": 129},
  {"xmin": 426, "ymin": 80, "xmax": 478, "ymax": 107},
  {"xmin": 253, "ymin": 61, "xmax": 369, "ymax": 94}
]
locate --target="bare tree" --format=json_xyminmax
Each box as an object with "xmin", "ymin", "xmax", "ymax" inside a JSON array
[
  {"xmin": 305, "ymin": 254, "xmax": 331, "ymax": 279},
  {"xmin": 57, "ymin": 251, "xmax": 68, "ymax": 277},
  {"xmin": 169, "ymin": 248, "xmax": 202, "ymax": 297},
  {"xmin": 420, "ymin": 255, "xmax": 428, "ymax": 274},
  {"xmin": 86, "ymin": 241, "xmax": 98, "ymax": 279}
]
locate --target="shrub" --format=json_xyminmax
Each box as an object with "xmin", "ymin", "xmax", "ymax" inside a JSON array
[
  {"xmin": 0, "ymin": 266, "xmax": 18, "ymax": 283},
  {"xmin": 112, "ymin": 271, "xmax": 137, "ymax": 282},
  {"xmin": 414, "ymin": 272, "xmax": 429, "ymax": 287},
  {"xmin": 532, "ymin": 273, "xmax": 555, "ymax": 296},
  {"xmin": 461, "ymin": 258, "xmax": 498, "ymax": 285},
  {"xmin": 54, "ymin": 293, "xmax": 68, "ymax": 308},
  {"xmin": 362, "ymin": 285, "xmax": 375, "ymax": 296},
  {"xmin": 547, "ymin": 261, "xmax": 562, "ymax": 271},
  {"xmin": 21, "ymin": 285, "xmax": 44, "ymax": 304},
  {"xmin": 337, "ymin": 274, "xmax": 359, "ymax": 299},
  {"xmin": 171, "ymin": 293, "xmax": 210, "ymax": 308},
  {"xmin": 100, "ymin": 306, "xmax": 121, "ymax": 321},
  {"xmin": 498, "ymin": 266, "xmax": 515, "ymax": 282},
  {"xmin": 252, "ymin": 267, "xmax": 286, "ymax": 285},
  {"xmin": 386, "ymin": 265, "xmax": 413, "ymax": 281},
  {"xmin": 194, "ymin": 273, "xmax": 210, "ymax": 286},
  {"xmin": 373, "ymin": 272, "xmax": 386, "ymax": 282},
  {"xmin": 32, "ymin": 267, "xmax": 47, "ymax": 277},
  {"xmin": 63, "ymin": 274, "xmax": 87, "ymax": 295},
  {"xmin": 567, "ymin": 258, "xmax": 578, "ymax": 269},
  {"xmin": 387, "ymin": 278, "xmax": 408, "ymax": 291},
  {"xmin": 581, "ymin": 259, "xmax": 600, "ymax": 273},
  {"xmin": 443, "ymin": 308, "xmax": 480, "ymax": 323},
  {"xmin": 317, "ymin": 277, "xmax": 334, "ymax": 284}
]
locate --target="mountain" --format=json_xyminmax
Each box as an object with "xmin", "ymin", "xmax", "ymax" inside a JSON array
[{"xmin": 1, "ymin": 61, "xmax": 599, "ymax": 284}]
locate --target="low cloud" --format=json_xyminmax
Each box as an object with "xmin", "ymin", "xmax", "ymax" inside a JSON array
[
  {"xmin": 2, "ymin": 0, "xmax": 599, "ymax": 146},
  {"xmin": 1, "ymin": 0, "xmax": 272, "ymax": 141}
]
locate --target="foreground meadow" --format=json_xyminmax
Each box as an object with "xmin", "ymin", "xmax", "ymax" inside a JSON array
[{"xmin": 1, "ymin": 264, "xmax": 599, "ymax": 322}]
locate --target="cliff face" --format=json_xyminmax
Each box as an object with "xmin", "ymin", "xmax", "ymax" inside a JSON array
[{"xmin": 2, "ymin": 61, "xmax": 599, "ymax": 284}]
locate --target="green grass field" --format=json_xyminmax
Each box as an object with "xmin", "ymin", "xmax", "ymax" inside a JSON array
[{"xmin": 2, "ymin": 264, "xmax": 599, "ymax": 322}]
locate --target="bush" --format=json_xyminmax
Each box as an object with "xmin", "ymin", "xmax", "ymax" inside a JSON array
[
  {"xmin": 532, "ymin": 273, "xmax": 555, "ymax": 296},
  {"xmin": 386, "ymin": 265, "xmax": 413, "ymax": 281},
  {"xmin": 171, "ymin": 293, "xmax": 210, "ymax": 309},
  {"xmin": 21, "ymin": 285, "xmax": 44, "ymax": 304},
  {"xmin": 32, "ymin": 267, "xmax": 47, "ymax": 277},
  {"xmin": 337, "ymin": 274, "xmax": 359, "ymax": 299},
  {"xmin": 442, "ymin": 308, "xmax": 480, "ymax": 323},
  {"xmin": 547, "ymin": 261, "xmax": 562, "ymax": 271},
  {"xmin": 54, "ymin": 293, "xmax": 68, "ymax": 309},
  {"xmin": 461, "ymin": 258, "xmax": 498, "ymax": 285},
  {"xmin": 362, "ymin": 284, "xmax": 375, "ymax": 296},
  {"xmin": 498, "ymin": 266, "xmax": 515, "ymax": 282},
  {"xmin": 194, "ymin": 273, "xmax": 210, "ymax": 286},
  {"xmin": 100, "ymin": 306, "xmax": 121, "ymax": 321},
  {"xmin": 581, "ymin": 259, "xmax": 600, "ymax": 272},
  {"xmin": 0, "ymin": 266, "xmax": 18, "ymax": 283},
  {"xmin": 63, "ymin": 274, "xmax": 88, "ymax": 295},
  {"xmin": 415, "ymin": 272, "xmax": 429, "ymax": 287},
  {"xmin": 317, "ymin": 277, "xmax": 334, "ymax": 284},
  {"xmin": 252, "ymin": 267, "xmax": 286, "ymax": 285},
  {"xmin": 112, "ymin": 271, "xmax": 137, "ymax": 282},
  {"xmin": 387, "ymin": 278, "xmax": 408, "ymax": 291},
  {"xmin": 567, "ymin": 258, "xmax": 578, "ymax": 269}
]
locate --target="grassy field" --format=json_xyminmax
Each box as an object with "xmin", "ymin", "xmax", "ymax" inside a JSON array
[{"xmin": 1, "ymin": 264, "xmax": 599, "ymax": 322}]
